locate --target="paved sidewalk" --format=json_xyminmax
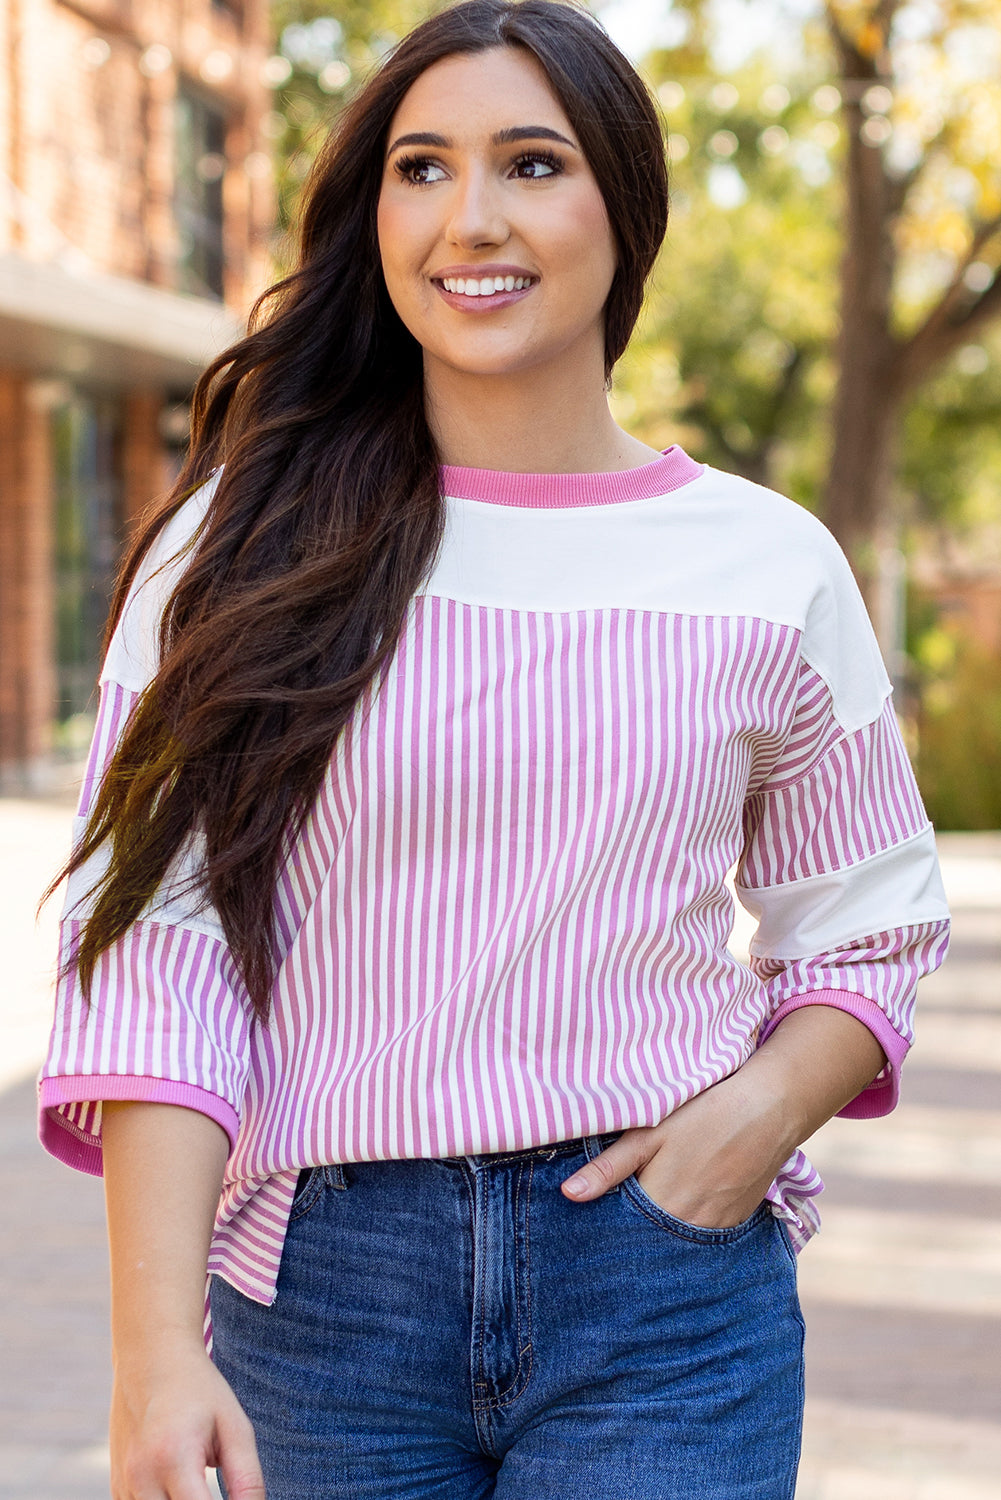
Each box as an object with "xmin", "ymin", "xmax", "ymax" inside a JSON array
[{"xmin": 1, "ymin": 799, "xmax": 998, "ymax": 1498}]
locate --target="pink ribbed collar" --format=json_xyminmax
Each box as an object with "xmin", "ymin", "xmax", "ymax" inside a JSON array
[{"xmin": 439, "ymin": 444, "xmax": 704, "ymax": 508}]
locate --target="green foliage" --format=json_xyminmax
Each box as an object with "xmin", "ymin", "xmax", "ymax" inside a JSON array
[
  {"xmin": 914, "ymin": 633, "xmax": 1001, "ymax": 830},
  {"xmin": 612, "ymin": 49, "xmax": 842, "ymax": 501},
  {"xmin": 900, "ymin": 330, "xmax": 1001, "ymax": 535},
  {"xmin": 267, "ymin": 0, "xmax": 438, "ymax": 239},
  {"xmin": 616, "ymin": 0, "xmax": 1001, "ymax": 534}
]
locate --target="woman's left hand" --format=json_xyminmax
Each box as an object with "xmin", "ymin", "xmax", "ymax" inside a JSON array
[
  {"xmin": 560, "ymin": 1005, "xmax": 889, "ymax": 1229},
  {"xmin": 560, "ymin": 1069, "xmax": 792, "ymax": 1229}
]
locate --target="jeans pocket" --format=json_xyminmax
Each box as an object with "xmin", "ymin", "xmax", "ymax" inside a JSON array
[
  {"xmin": 619, "ymin": 1172, "xmax": 771, "ymax": 1245},
  {"xmin": 773, "ymin": 1212, "xmax": 800, "ymax": 1269},
  {"xmin": 288, "ymin": 1164, "xmax": 347, "ymax": 1222}
]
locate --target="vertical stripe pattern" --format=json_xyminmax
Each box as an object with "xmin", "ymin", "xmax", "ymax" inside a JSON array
[
  {"xmin": 40, "ymin": 592, "xmax": 949, "ymax": 1303},
  {"xmin": 741, "ymin": 683, "xmax": 929, "ymax": 887}
]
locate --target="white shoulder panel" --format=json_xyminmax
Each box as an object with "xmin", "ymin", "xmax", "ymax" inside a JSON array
[
  {"xmin": 101, "ymin": 473, "xmax": 221, "ymax": 692},
  {"xmin": 433, "ymin": 466, "xmax": 889, "ymax": 732}
]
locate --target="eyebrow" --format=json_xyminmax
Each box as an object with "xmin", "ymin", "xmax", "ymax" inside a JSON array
[{"xmin": 386, "ymin": 125, "xmax": 578, "ymax": 155}]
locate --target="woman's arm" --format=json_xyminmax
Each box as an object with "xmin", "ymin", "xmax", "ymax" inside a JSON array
[
  {"xmin": 102, "ymin": 1102, "xmax": 265, "ymax": 1500},
  {"xmin": 560, "ymin": 1006, "xmax": 885, "ymax": 1225}
]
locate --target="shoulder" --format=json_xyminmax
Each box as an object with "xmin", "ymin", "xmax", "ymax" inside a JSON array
[
  {"xmin": 706, "ymin": 467, "xmax": 890, "ymax": 726},
  {"xmin": 687, "ymin": 467, "xmax": 890, "ymax": 729},
  {"xmin": 101, "ymin": 471, "xmax": 222, "ymax": 692},
  {"xmin": 693, "ymin": 464, "xmax": 847, "ymax": 568},
  {"xmin": 690, "ymin": 465, "xmax": 862, "ymax": 608}
]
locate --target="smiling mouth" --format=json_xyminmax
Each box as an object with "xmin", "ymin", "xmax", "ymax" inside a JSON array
[{"xmin": 433, "ymin": 274, "xmax": 537, "ymax": 297}]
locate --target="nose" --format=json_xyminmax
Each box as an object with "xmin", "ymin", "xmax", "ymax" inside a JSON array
[{"xmin": 445, "ymin": 166, "xmax": 509, "ymax": 250}]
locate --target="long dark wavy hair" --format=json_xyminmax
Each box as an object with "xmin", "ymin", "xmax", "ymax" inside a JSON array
[{"xmin": 62, "ymin": 0, "xmax": 670, "ymax": 1020}]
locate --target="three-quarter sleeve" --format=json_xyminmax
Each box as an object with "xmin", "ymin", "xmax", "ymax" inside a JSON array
[
  {"xmin": 38, "ymin": 477, "xmax": 251, "ymax": 1174},
  {"xmin": 735, "ymin": 547, "xmax": 950, "ymax": 1118}
]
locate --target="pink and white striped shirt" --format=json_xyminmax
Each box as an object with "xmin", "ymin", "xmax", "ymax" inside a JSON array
[{"xmin": 39, "ymin": 446, "xmax": 950, "ymax": 1303}]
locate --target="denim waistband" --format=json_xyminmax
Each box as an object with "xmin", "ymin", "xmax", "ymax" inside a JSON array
[{"xmin": 457, "ymin": 1131, "xmax": 621, "ymax": 1170}]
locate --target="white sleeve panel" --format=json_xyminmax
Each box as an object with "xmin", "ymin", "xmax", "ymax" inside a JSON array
[{"xmin": 738, "ymin": 827, "xmax": 950, "ymax": 962}]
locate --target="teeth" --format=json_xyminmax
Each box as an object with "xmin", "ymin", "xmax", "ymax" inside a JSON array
[{"xmin": 440, "ymin": 275, "xmax": 533, "ymax": 294}]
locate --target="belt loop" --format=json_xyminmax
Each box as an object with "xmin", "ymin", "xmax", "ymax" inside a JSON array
[
  {"xmin": 583, "ymin": 1131, "xmax": 619, "ymax": 1162},
  {"xmin": 324, "ymin": 1163, "xmax": 348, "ymax": 1190}
]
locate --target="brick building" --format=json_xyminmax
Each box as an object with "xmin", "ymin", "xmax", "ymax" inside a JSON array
[{"xmin": 0, "ymin": 0, "xmax": 274, "ymax": 786}]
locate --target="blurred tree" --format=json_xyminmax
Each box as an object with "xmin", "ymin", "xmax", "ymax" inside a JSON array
[
  {"xmin": 612, "ymin": 48, "xmax": 842, "ymax": 509},
  {"xmin": 823, "ymin": 0, "xmax": 1001, "ymax": 585},
  {"xmin": 266, "ymin": 1, "xmax": 437, "ymax": 239},
  {"xmin": 626, "ymin": 0, "xmax": 1001, "ymax": 591},
  {"xmin": 912, "ymin": 632, "xmax": 1001, "ymax": 828}
]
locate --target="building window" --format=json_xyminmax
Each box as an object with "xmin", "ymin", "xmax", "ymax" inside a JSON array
[
  {"xmin": 51, "ymin": 391, "xmax": 124, "ymax": 733},
  {"xmin": 174, "ymin": 85, "xmax": 227, "ymax": 300}
]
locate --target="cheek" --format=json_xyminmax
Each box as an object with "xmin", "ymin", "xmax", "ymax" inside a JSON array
[
  {"xmin": 554, "ymin": 193, "xmax": 617, "ymax": 285},
  {"xmin": 376, "ymin": 193, "xmax": 425, "ymax": 275},
  {"xmin": 375, "ymin": 195, "xmax": 402, "ymax": 287},
  {"xmin": 377, "ymin": 195, "xmax": 440, "ymax": 325}
]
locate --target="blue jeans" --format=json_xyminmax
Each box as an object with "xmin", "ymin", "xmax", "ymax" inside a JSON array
[{"xmin": 210, "ymin": 1134, "xmax": 805, "ymax": 1498}]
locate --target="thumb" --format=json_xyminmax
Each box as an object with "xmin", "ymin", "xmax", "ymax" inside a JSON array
[{"xmin": 561, "ymin": 1125, "xmax": 657, "ymax": 1201}]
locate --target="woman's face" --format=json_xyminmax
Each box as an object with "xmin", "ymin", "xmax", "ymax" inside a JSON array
[{"xmin": 377, "ymin": 46, "xmax": 617, "ymax": 386}]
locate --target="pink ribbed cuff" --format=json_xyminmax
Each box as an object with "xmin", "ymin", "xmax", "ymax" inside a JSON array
[
  {"xmin": 38, "ymin": 1074, "xmax": 240, "ymax": 1176},
  {"xmin": 758, "ymin": 989, "xmax": 909, "ymax": 1119}
]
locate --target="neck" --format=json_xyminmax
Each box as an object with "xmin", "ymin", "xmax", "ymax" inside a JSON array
[{"xmin": 424, "ymin": 354, "xmax": 659, "ymax": 475}]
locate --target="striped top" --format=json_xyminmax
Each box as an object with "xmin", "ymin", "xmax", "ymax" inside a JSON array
[{"xmin": 39, "ymin": 446, "xmax": 950, "ymax": 1304}]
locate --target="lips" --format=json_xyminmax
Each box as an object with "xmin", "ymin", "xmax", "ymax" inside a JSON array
[
  {"xmin": 439, "ymin": 273, "xmax": 534, "ymax": 296},
  {"xmin": 430, "ymin": 264, "xmax": 538, "ymax": 311}
]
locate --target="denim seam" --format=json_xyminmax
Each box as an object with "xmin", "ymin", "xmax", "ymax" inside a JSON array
[
  {"xmin": 583, "ymin": 1131, "xmax": 620, "ymax": 1164},
  {"xmin": 475, "ymin": 1143, "xmax": 580, "ymax": 1167},
  {"xmin": 288, "ymin": 1166, "xmax": 326, "ymax": 1223},
  {"xmin": 476, "ymin": 1159, "xmax": 535, "ymax": 1410},
  {"xmin": 464, "ymin": 1162, "xmax": 492, "ymax": 1422},
  {"xmin": 774, "ymin": 1212, "xmax": 800, "ymax": 1271},
  {"xmin": 619, "ymin": 1178, "xmax": 772, "ymax": 1244},
  {"xmin": 288, "ymin": 1162, "xmax": 347, "ymax": 1221}
]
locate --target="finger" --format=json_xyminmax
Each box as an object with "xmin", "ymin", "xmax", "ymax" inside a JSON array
[
  {"xmin": 115, "ymin": 1452, "xmax": 214, "ymax": 1500},
  {"xmin": 220, "ymin": 1461, "xmax": 266, "ymax": 1500},
  {"xmin": 561, "ymin": 1128, "xmax": 658, "ymax": 1201},
  {"xmin": 216, "ymin": 1411, "xmax": 266, "ymax": 1500}
]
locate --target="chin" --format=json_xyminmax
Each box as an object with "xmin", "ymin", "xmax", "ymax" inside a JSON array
[{"xmin": 427, "ymin": 343, "xmax": 545, "ymax": 380}]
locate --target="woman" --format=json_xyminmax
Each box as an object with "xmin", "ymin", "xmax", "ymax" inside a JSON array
[{"xmin": 40, "ymin": 3, "xmax": 950, "ymax": 1497}]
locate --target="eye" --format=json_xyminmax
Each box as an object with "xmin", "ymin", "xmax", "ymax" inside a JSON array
[
  {"xmin": 394, "ymin": 154, "xmax": 448, "ymax": 186},
  {"xmin": 511, "ymin": 150, "xmax": 565, "ymax": 180}
]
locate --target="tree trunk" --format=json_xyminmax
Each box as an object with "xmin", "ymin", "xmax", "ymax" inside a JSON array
[
  {"xmin": 823, "ymin": 332, "xmax": 901, "ymax": 601},
  {"xmin": 822, "ymin": 11, "xmax": 903, "ymax": 604}
]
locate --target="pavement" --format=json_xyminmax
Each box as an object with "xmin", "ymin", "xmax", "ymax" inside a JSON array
[{"xmin": 0, "ymin": 794, "xmax": 998, "ymax": 1500}]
